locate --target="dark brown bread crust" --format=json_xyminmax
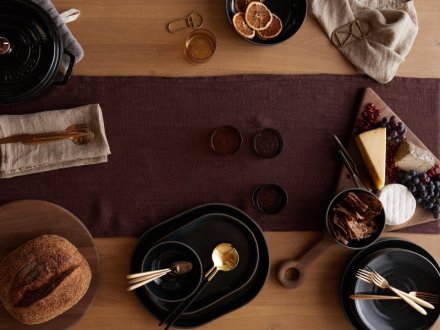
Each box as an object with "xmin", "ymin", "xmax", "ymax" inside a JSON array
[{"xmin": 0, "ymin": 235, "xmax": 92, "ymax": 325}]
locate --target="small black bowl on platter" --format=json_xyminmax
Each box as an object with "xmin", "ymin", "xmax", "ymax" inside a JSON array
[{"xmin": 141, "ymin": 241, "xmax": 203, "ymax": 303}]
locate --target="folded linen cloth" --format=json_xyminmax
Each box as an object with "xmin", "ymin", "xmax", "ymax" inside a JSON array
[
  {"xmin": 0, "ymin": 104, "xmax": 110, "ymax": 179},
  {"xmin": 32, "ymin": 0, "xmax": 84, "ymax": 71},
  {"xmin": 310, "ymin": 0, "xmax": 418, "ymax": 83}
]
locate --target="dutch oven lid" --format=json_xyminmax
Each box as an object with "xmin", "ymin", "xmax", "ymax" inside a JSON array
[{"xmin": 0, "ymin": 0, "xmax": 62, "ymax": 103}]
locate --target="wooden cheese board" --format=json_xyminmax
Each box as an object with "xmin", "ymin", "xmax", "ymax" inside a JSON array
[
  {"xmin": 335, "ymin": 88, "xmax": 440, "ymax": 232},
  {"xmin": 0, "ymin": 200, "xmax": 100, "ymax": 330}
]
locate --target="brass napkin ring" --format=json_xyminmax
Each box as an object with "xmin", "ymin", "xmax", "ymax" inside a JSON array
[
  {"xmin": 167, "ymin": 12, "xmax": 204, "ymax": 33},
  {"xmin": 331, "ymin": 20, "xmax": 370, "ymax": 48}
]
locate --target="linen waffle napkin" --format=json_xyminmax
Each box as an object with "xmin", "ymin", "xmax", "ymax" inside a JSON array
[
  {"xmin": 32, "ymin": 0, "xmax": 84, "ymax": 71},
  {"xmin": 310, "ymin": 0, "xmax": 418, "ymax": 83},
  {"xmin": 0, "ymin": 104, "xmax": 110, "ymax": 179}
]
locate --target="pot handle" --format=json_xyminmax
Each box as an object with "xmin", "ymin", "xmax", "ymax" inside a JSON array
[{"xmin": 53, "ymin": 49, "xmax": 75, "ymax": 86}]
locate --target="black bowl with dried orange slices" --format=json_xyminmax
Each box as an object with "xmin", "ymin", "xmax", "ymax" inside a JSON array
[{"xmin": 226, "ymin": 0, "xmax": 307, "ymax": 45}]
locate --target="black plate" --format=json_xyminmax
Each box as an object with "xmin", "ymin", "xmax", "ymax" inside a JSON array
[
  {"xmin": 340, "ymin": 239, "xmax": 440, "ymax": 330},
  {"xmin": 131, "ymin": 204, "xmax": 270, "ymax": 328},
  {"xmin": 225, "ymin": 0, "xmax": 308, "ymax": 45}
]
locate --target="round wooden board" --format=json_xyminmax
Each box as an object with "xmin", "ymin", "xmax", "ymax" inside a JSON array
[{"xmin": 0, "ymin": 200, "xmax": 100, "ymax": 330}]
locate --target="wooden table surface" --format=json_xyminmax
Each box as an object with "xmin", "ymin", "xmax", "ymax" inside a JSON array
[{"xmin": 50, "ymin": 0, "xmax": 440, "ymax": 329}]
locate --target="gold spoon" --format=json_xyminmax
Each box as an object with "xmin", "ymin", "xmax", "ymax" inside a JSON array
[
  {"xmin": 160, "ymin": 243, "xmax": 239, "ymax": 329},
  {"xmin": 0, "ymin": 124, "xmax": 94, "ymax": 145}
]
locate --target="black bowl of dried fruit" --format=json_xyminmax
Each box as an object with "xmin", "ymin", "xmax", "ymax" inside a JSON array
[{"xmin": 326, "ymin": 188, "xmax": 386, "ymax": 249}]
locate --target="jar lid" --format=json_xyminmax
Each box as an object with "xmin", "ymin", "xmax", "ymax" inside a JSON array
[
  {"xmin": 252, "ymin": 128, "xmax": 284, "ymax": 158},
  {"xmin": 252, "ymin": 184, "xmax": 288, "ymax": 215},
  {"xmin": 0, "ymin": 0, "xmax": 61, "ymax": 103},
  {"xmin": 210, "ymin": 125, "xmax": 243, "ymax": 155}
]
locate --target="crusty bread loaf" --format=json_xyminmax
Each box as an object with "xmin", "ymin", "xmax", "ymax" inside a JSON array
[{"xmin": 0, "ymin": 234, "xmax": 92, "ymax": 325}]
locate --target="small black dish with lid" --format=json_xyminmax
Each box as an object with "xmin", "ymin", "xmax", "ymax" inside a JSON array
[{"xmin": 0, "ymin": 0, "xmax": 75, "ymax": 104}]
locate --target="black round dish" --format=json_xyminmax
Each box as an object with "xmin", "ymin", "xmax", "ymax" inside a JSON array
[
  {"xmin": 352, "ymin": 249, "xmax": 440, "ymax": 330},
  {"xmin": 340, "ymin": 238, "xmax": 440, "ymax": 330},
  {"xmin": 0, "ymin": 0, "xmax": 75, "ymax": 104},
  {"xmin": 130, "ymin": 203, "xmax": 270, "ymax": 328},
  {"xmin": 142, "ymin": 241, "xmax": 203, "ymax": 302},
  {"xmin": 225, "ymin": 0, "xmax": 308, "ymax": 45}
]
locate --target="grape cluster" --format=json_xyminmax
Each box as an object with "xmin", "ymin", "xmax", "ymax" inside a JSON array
[
  {"xmin": 376, "ymin": 115, "xmax": 407, "ymax": 145},
  {"xmin": 356, "ymin": 103, "xmax": 381, "ymax": 133},
  {"xmin": 399, "ymin": 170, "xmax": 440, "ymax": 219}
]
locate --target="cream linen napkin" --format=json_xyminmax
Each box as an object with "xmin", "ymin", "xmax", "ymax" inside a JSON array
[
  {"xmin": 310, "ymin": 0, "xmax": 418, "ymax": 83},
  {"xmin": 0, "ymin": 104, "xmax": 110, "ymax": 179}
]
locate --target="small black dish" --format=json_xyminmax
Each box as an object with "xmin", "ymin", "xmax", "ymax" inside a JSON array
[
  {"xmin": 252, "ymin": 128, "xmax": 284, "ymax": 158},
  {"xmin": 340, "ymin": 238, "xmax": 440, "ymax": 330},
  {"xmin": 225, "ymin": 0, "xmax": 308, "ymax": 45},
  {"xmin": 142, "ymin": 241, "xmax": 203, "ymax": 302},
  {"xmin": 252, "ymin": 184, "xmax": 288, "ymax": 214}
]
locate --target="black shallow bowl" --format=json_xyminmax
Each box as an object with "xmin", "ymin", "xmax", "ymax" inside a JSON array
[
  {"xmin": 352, "ymin": 249, "xmax": 440, "ymax": 330},
  {"xmin": 340, "ymin": 239, "xmax": 440, "ymax": 330},
  {"xmin": 225, "ymin": 0, "xmax": 308, "ymax": 45},
  {"xmin": 142, "ymin": 241, "xmax": 203, "ymax": 302}
]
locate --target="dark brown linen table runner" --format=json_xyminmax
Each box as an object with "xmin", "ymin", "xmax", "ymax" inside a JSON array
[{"xmin": 0, "ymin": 75, "xmax": 438, "ymax": 237}]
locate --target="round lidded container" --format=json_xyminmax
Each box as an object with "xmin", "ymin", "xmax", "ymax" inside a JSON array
[
  {"xmin": 252, "ymin": 184, "xmax": 288, "ymax": 215},
  {"xmin": 210, "ymin": 125, "xmax": 243, "ymax": 155},
  {"xmin": 252, "ymin": 128, "xmax": 284, "ymax": 158},
  {"xmin": 0, "ymin": 0, "xmax": 75, "ymax": 104}
]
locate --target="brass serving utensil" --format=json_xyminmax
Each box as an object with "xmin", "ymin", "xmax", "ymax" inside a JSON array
[
  {"xmin": 355, "ymin": 269, "xmax": 435, "ymax": 315},
  {"xmin": 0, "ymin": 124, "xmax": 94, "ymax": 145},
  {"xmin": 159, "ymin": 243, "xmax": 239, "ymax": 329},
  {"xmin": 350, "ymin": 292, "xmax": 439, "ymax": 304},
  {"xmin": 126, "ymin": 261, "xmax": 193, "ymax": 291}
]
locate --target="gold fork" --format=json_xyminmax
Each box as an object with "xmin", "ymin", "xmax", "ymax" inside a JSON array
[
  {"xmin": 350, "ymin": 292, "xmax": 439, "ymax": 304},
  {"xmin": 355, "ymin": 269, "xmax": 433, "ymax": 315},
  {"xmin": 356, "ymin": 269, "xmax": 436, "ymax": 309}
]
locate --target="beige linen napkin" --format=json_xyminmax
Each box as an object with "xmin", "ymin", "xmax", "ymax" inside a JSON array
[
  {"xmin": 0, "ymin": 104, "xmax": 110, "ymax": 179},
  {"xmin": 310, "ymin": 0, "xmax": 418, "ymax": 83}
]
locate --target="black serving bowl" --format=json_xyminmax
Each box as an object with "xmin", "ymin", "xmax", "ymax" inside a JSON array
[
  {"xmin": 141, "ymin": 241, "xmax": 203, "ymax": 302},
  {"xmin": 225, "ymin": 0, "xmax": 308, "ymax": 45},
  {"xmin": 326, "ymin": 188, "xmax": 386, "ymax": 250}
]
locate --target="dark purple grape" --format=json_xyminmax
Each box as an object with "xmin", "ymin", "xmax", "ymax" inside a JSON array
[
  {"xmin": 434, "ymin": 212, "xmax": 440, "ymax": 219},
  {"xmin": 409, "ymin": 170, "xmax": 417, "ymax": 177},
  {"xmin": 411, "ymin": 177, "xmax": 420, "ymax": 185},
  {"xmin": 432, "ymin": 205, "xmax": 440, "ymax": 213},
  {"xmin": 403, "ymin": 173, "xmax": 412, "ymax": 182}
]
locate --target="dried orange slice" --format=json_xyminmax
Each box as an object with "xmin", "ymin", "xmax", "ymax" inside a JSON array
[
  {"xmin": 245, "ymin": 2, "xmax": 273, "ymax": 31},
  {"xmin": 233, "ymin": 13, "xmax": 255, "ymax": 39},
  {"xmin": 256, "ymin": 14, "xmax": 283, "ymax": 39}
]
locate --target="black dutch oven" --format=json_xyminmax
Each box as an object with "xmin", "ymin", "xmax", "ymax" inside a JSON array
[{"xmin": 0, "ymin": 0, "xmax": 75, "ymax": 104}]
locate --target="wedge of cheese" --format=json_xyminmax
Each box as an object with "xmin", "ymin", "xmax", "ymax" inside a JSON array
[{"xmin": 355, "ymin": 127, "xmax": 386, "ymax": 190}]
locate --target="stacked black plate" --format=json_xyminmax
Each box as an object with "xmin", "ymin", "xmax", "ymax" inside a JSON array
[
  {"xmin": 340, "ymin": 238, "xmax": 440, "ymax": 330},
  {"xmin": 131, "ymin": 203, "xmax": 270, "ymax": 327}
]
